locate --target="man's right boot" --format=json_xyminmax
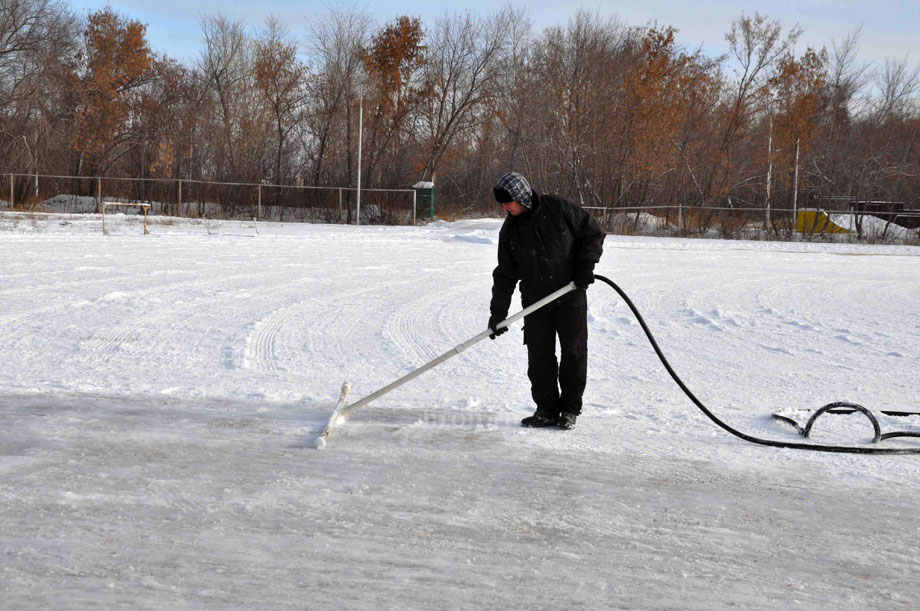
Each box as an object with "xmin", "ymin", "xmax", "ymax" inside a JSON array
[{"xmin": 521, "ymin": 409, "xmax": 559, "ymax": 428}]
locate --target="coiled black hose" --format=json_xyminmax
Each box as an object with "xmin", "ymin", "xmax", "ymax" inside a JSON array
[{"xmin": 594, "ymin": 274, "xmax": 920, "ymax": 455}]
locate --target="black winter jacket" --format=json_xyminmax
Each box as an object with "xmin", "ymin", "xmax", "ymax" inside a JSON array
[{"xmin": 490, "ymin": 191, "xmax": 605, "ymax": 318}]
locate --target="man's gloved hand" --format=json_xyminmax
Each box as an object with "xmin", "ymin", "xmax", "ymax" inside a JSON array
[
  {"xmin": 488, "ymin": 314, "xmax": 508, "ymax": 340},
  {"xmin": 573, "ymin": 267, "xmax": 595, "ymax": 290}
]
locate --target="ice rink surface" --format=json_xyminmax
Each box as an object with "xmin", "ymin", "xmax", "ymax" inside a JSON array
[{"xmin": 1, "ymin": 213, "xmax": 919, "ymax": 609}]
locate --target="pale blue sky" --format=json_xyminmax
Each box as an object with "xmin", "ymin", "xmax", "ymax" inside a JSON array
[{"xmin": 67, "ymin": 0, "xmax": 918, "ymax": 67}]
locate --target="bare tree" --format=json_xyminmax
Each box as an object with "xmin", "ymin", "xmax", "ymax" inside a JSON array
[
  {"xmin": 197, "ymin": 14, "xmax": 251, "ymax": 180},
  {"xmin": 304, "ymin": 8, "xmax": 371, "ymax": 189},
  {"xmin": 810, "ymin": 29, "xmax": 871, "ymax": 211},
  {"xmin": 417, "ymin": 9, "xmax": 513, "ymax": 182},
  {"xmin": 872, "ymin": 57, "xmax": 920, "ymax": 123},
  {"xmin": 0, "ymin": 0, "xmax": 78, "ymax": 174},
  {"xmin": 695, "ymin": 12, "xmax": 800, "ymax": 231},
  {"xmin": 492, "ymin": 7, "xmax": 532, "ymax": 172},
  {"xmin": 524, "ymin": 11, "xmax": 632, "ymax": 207},
  {"xmin": 255, "ymin": 16, "xmax": 308, "ymax": 187}
]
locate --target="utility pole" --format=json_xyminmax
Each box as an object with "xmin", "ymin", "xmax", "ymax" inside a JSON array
[
  {"xmin": 792, "ymin": 138, "xmax": 800, "ymax": 231},
  {"xmin": 356, "ymin": 92, "xmax": 363, "ymax": 226},
  {"xmin": 765, "ymin": 111, "xmax": 773, "ymax": 234}
]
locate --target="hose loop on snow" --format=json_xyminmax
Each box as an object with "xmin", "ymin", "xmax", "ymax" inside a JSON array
[
  {"xmin": 594, "ymin": 274, "xmax": 920, "ymax": 455},
  {"xmin": 803, "ymin": 402, "xmax": 881, "ymax": 444}
]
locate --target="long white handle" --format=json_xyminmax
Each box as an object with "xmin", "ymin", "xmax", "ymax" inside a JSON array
[{"xmin": 315, "ymin": 282, "xmax": 577, "ymax": 448}]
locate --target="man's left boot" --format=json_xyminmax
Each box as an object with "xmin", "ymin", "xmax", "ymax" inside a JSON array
[{"xmin": 559, "ymin": 412, "xmax": 577, "ymax": 430}]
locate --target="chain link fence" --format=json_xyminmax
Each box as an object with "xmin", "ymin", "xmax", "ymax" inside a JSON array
[
  {"xmin": 2, "ymin": 172, "xmax": 918, "ymax": 243},
  {"xmin": 0, "ymin": 173, "xmax": 418, "ymax": 225},
  {"xmin": 586, "ymin": 203, "xmax": 920, "ymax": 244}
]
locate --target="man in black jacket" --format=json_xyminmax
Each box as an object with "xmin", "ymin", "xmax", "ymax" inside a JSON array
[{"xmin": 488, "ymin": 172, "xmax": 605, "ymax": 430}]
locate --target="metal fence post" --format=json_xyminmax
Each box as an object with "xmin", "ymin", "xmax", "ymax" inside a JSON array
[
  {"xmin": 178, "ymin": 179, "xmax": 182, "ymax": 215},
  {"xmin": 97, "ymin": 177, "xmax": 101, "ymax": 209},
  {"xmin": 412, "ymin": 189, "xmax": 417, "ymax": 225},
  {"xmin": 8, "ymin": 174, "xmax": 12, "ymax": 210},
  {"xmin": 258, "ymin": 184, "xmax": 262, "ymax": 220},
  {"xmin": 356, "ymin": 95, "xmax": 363, "ymax": 226}
]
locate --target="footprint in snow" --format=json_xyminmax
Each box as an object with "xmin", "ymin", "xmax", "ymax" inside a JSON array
[
  {"xmin": 758, "ymin": 344, "xmax": 795, "ymax": 356},
  {"xmin": 834, "ymin": 334, "xmax": 863, "ymax": 346}
]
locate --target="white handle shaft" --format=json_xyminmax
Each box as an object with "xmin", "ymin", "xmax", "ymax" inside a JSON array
[{"xmin": 316, "ymin": 282, "xmax": 577, "ymax": 447}]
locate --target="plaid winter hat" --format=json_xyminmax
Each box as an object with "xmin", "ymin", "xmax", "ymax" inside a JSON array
[{"xmin": 493, "ymin": 172, "xmax": 533, "ymax": 209}]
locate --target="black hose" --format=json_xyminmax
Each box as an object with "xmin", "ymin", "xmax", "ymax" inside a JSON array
[{"xmin": 593, "ymin": 274, "xmax": 920, "ymax": 455}]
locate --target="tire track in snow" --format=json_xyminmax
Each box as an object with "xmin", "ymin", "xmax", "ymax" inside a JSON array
[
  {"xmin": 589, "ymin": 286, "xmax": 626, "ymax": 333},
  {"xmin": 174, "ymin": 264, "xmax": 378, "ymax": 374},
  {"xmin": 79, "ymin": 269, "xmax": 312, "ymax": 362},
  {"xmin": 0, "ymin": 267, "xmax": 141, "ymax": 297},
  {"xmin": 318, "ymin": 277, "xmax": 416, "ymax": 370},
  {"xmin": 589, "ymin": 271, "xmax": 673, "ymax": 334},
  {"xmin": 380, "ymin": 280, "xmax": 480, "ymax": 368},
  {"xmin": 0, "ymin": 242, "xmax": 244, "ymax": 303},
  {"xmin": 243, "ymin": 303, "xmax": 305, "ymax": 372},
  {"xmin": 435, "ymin": 278, "xmax": 489, "ymax": 340},
  {"xmin": 240, "ymin": 272, "xmax": 419, "ymax": 376},
  {"xmin": 84, "ymin": 322, "xmax": 145, "ymax": 358},
  {"xmin": 0, "ymin": 265, "xmax": 292, "ymax": 332}
]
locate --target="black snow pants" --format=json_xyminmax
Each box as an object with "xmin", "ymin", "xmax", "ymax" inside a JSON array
[{"xmin": 522, "ymin": 292, "xmax": 588, "ymax": 416}]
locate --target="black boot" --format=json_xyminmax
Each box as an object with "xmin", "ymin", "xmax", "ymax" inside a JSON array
[
  {"xmin": 521, "ymin": 409, "xmax": 558, "ymax": 427},
  {"xmin": 559, "ymin": 412, "xmax": 577, "ymax": 430}
]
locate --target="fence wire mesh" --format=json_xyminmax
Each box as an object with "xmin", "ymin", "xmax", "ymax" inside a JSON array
[
  {"xmin": 2, "ymin": 173, "xmax": 918, "ymax": 243},
  {"xmin": 2, "ymin": 174, "xmax": 418, "ymax": 225}
]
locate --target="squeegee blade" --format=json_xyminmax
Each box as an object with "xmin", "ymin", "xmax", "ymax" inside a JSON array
[{"xmin": 314, "ymin": 382, "xmax": 351, "ymax": 450}]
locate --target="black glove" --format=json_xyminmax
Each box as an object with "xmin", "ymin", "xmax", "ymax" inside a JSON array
[
  {"xmin": 573, "ymin": 267, "xmax": 595, "ymax": 290},
  {"xmin": 488, "ymin": 314, "xmax": 508, "ymax": 340}
]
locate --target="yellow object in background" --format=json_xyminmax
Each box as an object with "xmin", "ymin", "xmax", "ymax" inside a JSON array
[{"xmin": 796, "ymin": 209, "xmax": 850, "ymax": 233}]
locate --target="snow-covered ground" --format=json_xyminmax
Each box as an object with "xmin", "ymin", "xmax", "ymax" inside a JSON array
[{"xmin": 2, "ymin": 212, "xmax": 919, "ymax": 609}]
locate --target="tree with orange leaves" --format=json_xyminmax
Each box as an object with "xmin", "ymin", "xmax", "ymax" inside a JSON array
[
  {"xmin": 70, "ymin": 7, "xmax": 152, "ymax": 177},
  {"xmin": 768, "ymin": 49, "xmax": 828, "ymax": 194},
  {"xmin": 619, "ymin": 27, "xmax": 716, "ymax": 225},
  {"xmin": 359, "ymin": 16, "xmax": 427, "ymax": 186}
]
